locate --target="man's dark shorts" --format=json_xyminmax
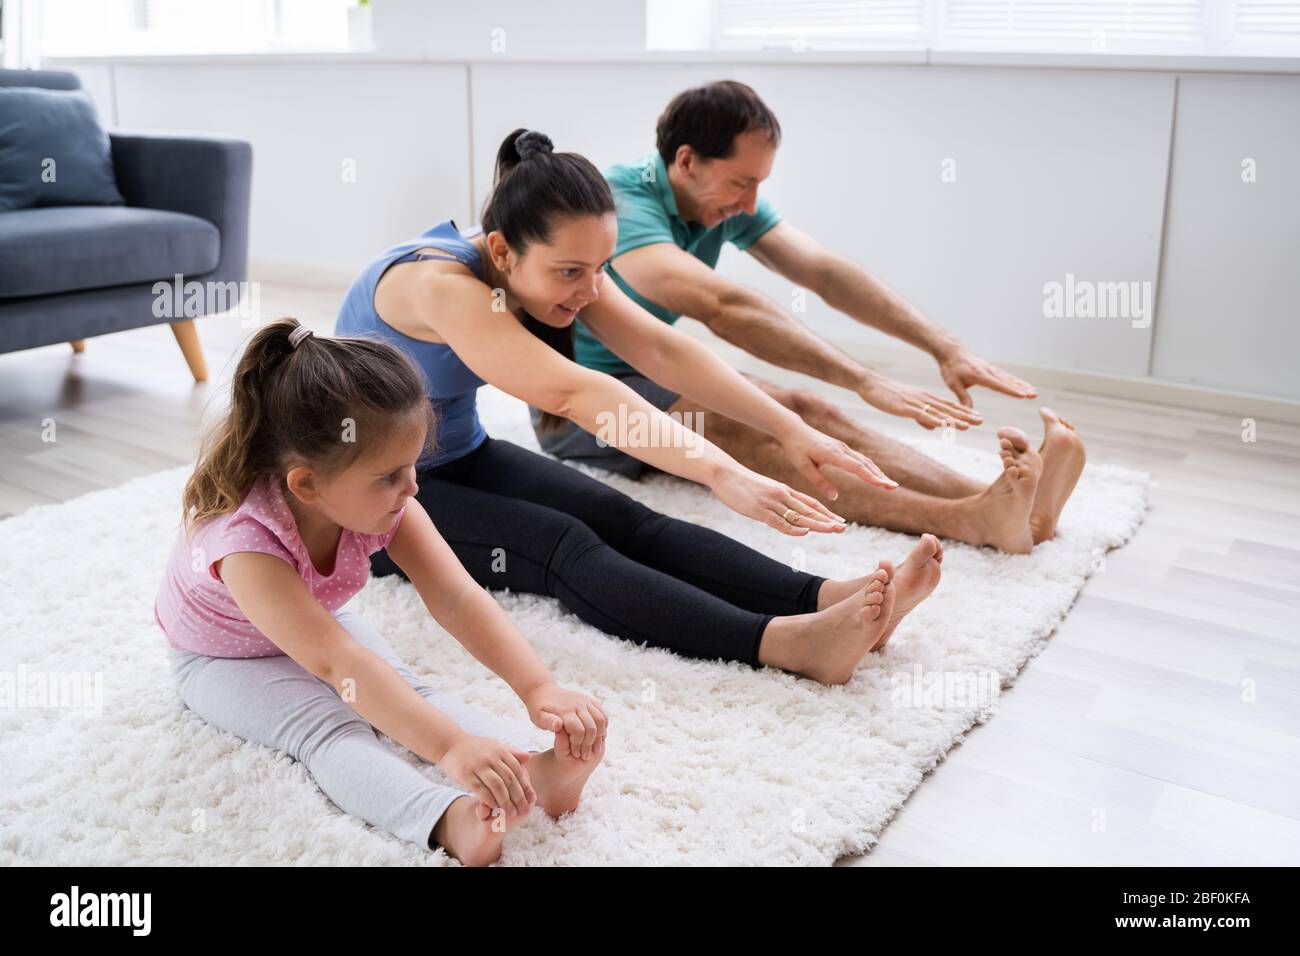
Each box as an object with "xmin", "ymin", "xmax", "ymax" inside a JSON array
[{"xmin": 529, "ymin": 371, "xmax": 681, "ymax": 479}]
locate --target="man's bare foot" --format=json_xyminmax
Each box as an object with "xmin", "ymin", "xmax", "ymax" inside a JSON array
[
  {"xmin": 1029, "ymin": 407, "xmax": 1086, "ymax": 544},
  {"xmin": 760, "ymin": 567, "xmax": 896, "ymax": 685},
  {"xmin": 527, "ymin": 731, "xmax": 605, "ymax": 818},
  {"xmin": 431, "ymin": 793, "xmax": 532, "ymax": 867},
  {"xmin": 961, "ymin": 427, "xmax": 1040, "ymax": 554},
  {"xmin": 872, "ymin": 533, "xmax": 944, "ymax": 649}
]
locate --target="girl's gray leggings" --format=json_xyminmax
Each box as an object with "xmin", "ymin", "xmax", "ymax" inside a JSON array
[{"xmin": 166, "ymin": 606, "xmax": 541, "ymax": 850}]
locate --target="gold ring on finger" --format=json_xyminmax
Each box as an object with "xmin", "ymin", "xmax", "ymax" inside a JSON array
[{"xmin": 782, "ymin": 508, "xmax": 800, "ymax": 525}]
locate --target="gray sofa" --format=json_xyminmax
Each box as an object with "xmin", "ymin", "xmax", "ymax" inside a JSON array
[{"xmin": 0, "ymin": 68, "xmax": 252, "ymax": 381}]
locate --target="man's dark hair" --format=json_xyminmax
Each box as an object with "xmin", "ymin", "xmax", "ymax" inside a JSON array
[{"xmin": 655, "ymin": 80, "xmax": 781, "ymax": 167}]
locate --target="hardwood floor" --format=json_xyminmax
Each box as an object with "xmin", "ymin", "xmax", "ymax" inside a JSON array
[{"xmin": 2, "ymin": 284, "xmax": 1296, "ymax": 866}]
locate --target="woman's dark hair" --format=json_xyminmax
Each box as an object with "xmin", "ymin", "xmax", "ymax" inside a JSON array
[
  {"xmin": 656, "ymin": 80, "xmax": 781, "ymax": 167},
  {"xmin": 480, "ymin": 128, "xmax": 616, "ymax": 434},
  {"xmin": 181, "ymin": 317, "xmax": 436, "ymax": 534}
]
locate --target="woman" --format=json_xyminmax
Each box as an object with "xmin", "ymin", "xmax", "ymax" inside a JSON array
[{"xmin": 336, "ymin": 129, "xmax": 943, "ymax": 685}]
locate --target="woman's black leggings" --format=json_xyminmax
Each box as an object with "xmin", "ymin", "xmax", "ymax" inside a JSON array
[{"xmin": 369, "ymin": 437, "xmax": 826, "ymax": 667}]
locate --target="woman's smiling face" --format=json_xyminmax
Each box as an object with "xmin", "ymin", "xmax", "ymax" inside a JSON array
[{"xmin": 485, "ymin": 211, "xmax": 618, "ymax": 327}]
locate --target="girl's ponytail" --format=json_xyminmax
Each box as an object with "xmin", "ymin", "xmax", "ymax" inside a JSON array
[{"xmin": 181, "ymin": 317, "xmax": 435, "ymax": 535}]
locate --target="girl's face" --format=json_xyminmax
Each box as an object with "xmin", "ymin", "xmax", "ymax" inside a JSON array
[
  {"xmin": 289, "ymin": 418, "xmax": 426, "ymax": 536},
  {"xmin": 485, "ymin": 212, "xmax": 617, "ymax": 328}
]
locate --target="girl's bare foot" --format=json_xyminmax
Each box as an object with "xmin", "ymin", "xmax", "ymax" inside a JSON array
[
  {"xmin": 527, "ymin": 731, "xmax": 605, "ymax": 817},
  {"xmin": 871, "ymin": 534, "xmax": 944, "ymax": 649},
  {"xmin": 760, "ymin": 567, "xmax": 895, "ymax": 685},
  {"xmin": 962, "ymin": 427, "xmax": 1041, "ymax": 554},
  {"xmin": 431, "ymin": 792, "xmax": 532, "ymax": 867},
  {"xmin": 1030, "ymin": 407, "xmax": 1086, "ymax": 544}
]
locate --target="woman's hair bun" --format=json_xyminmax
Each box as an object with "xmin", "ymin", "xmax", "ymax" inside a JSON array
[{"xmin": 515, "ymin": 129, "xmax": 554, "ymax": 162}]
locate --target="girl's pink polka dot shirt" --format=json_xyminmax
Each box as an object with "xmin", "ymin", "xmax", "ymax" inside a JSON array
[{"xmin": 154, "ymin": 472, "xmax": 406, "ymax": 658}]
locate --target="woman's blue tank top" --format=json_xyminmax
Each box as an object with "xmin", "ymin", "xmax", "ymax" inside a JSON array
[{"xmin": 335, "ymin": 220, "xmax": 489, "ymax": 469}]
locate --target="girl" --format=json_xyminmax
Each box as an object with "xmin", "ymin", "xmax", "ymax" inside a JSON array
[
  {"xmin": 337, "ymin": 128, "xmax": 945, "ymax": 685},
  {"xmin": 155, "ymin": 318, "xmax": 608, "ymax": 866}
]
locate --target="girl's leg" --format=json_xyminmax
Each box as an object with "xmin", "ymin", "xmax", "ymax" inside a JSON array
[
  {"xmin": 167, "ymin": 644, "xmax": 472, "ymax": 852},
  {"xmin": 331, "ymin": 608, "xmax": 541, "ymax": 755},
  {"xmin": 332, "ymin": 609, "xmax": 603, "ymax": 818}
]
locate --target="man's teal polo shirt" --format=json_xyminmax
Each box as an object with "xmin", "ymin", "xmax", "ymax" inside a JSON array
[{"xmin": 574, "ymin": 151, "xmax": 781, "ymax": 375}]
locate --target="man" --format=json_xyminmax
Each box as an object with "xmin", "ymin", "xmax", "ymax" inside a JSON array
[{"xmin": 531, "ymin": 80, "xmax": 1085, "ymax": 553}]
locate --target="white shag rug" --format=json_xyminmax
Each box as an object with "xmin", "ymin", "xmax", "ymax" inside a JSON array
[{"xmin": 0, "ymin": 386, "xmax": 1149, "ymax": 866}]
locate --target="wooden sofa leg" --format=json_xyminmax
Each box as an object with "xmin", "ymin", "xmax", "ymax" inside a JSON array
[
  {"xmin": 169, "ymin": 320, "xmax": 208, "ymax": 383},
  {"xmin": 69, "ymin": 340, "xmax": 85, "ymax": 353}
]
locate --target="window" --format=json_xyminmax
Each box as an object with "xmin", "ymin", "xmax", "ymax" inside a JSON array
[
  {"xmin": 648, "ymin": 0, "xmax": 1300, "ymax": 54},
  {"xmin": 714, "ymin": 0, "xmax": 926, "ymax": 50},
  {"xmin": 40, "ymin": 0, "xmax": 352, "ymax": 57},
  {"xmin": 940, "ymin": 1, "xmax": 1208, "ymax": 52}
]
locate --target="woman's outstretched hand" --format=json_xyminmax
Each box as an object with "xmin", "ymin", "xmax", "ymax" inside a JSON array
[
  {"xmin": 779, "ymin": 422, "xmax": 898, "ymax": 500},
  {"xmin": 708, "ymin": 464, "xmax": 850, "ymax": 536}
]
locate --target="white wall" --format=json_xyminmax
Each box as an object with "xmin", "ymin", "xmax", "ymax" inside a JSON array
[
  {"xmin": 45, "ymin": 55, "xmax": 1300, "ymax": 403},
  {"xmin": 1150, "ymin": 73, "xmax": 1300, "ymax": 400},
  {"xmin": 106, "ymin": 62, "xmax": 473, "ymax": 284},
  {"xmin": 472, "ymin": 62, "xmax": 1173, "ymax": 378}
]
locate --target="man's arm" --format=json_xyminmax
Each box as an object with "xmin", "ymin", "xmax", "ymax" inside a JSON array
[
  {"xmin": 612, "ymin": 239, "xmax": 867, "ymax": 390},
  {"xmin": 610, "ymin": 239, "xmax": 978, "ymax": 428},
  {"xmin": 580, "ymin": 278, "xmax": 896, "ymax": 497},
  {"xmin": 749, "ymin": 223, "xmax": 1037, "ymax": 407}
]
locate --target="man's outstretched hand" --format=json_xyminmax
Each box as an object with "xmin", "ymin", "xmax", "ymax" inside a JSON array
[{"xmin": 936, "ymin": 345, "xmax": 1037, "ymax": 407}]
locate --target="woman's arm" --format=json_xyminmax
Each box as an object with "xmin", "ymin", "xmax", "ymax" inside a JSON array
[
  {"xmin": 413, "ymin": 273, "xmax": 729, "ymax": 486},
  {"xmin": 580, "ymin": 278, "xmax": 897, "ymax": 498},
  {"xmin": 219, "ymin": 550, "xmax": 535, "ymax": 813},
  {"xmin": 384, "ymin": 499, "xmax": 606, "ymax": 757},
  {"xmin": 408, "ymin": 272, "xmax": 846, "ymax": 535}
]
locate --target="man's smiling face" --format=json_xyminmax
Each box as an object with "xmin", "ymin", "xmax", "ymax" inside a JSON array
[{"xmin": 672, "ymin": 128, "xmax": 776, "ymax": 229}]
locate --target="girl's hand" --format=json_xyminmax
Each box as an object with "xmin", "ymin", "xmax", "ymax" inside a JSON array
[
  {"xmin": 708, "ymin": 465, "xmax": 849, "ymax": 536},
  {"xmin": 778, "ymin": 422, "xmax": 897, "ymax": 500},
  {"xmin": 440, "ymin": 733, "xmax": 536, "ymax": 817},
  {"xmin": 523, "ymin": 683, "xmax": 608, "ymax": 760}
]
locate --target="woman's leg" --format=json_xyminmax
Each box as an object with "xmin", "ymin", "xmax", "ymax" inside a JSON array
[
  {"xmin": 167, "ymin": 638, "xmax": 473, "ymax": 852},
  {"xmin": 370, "ymin": 438, "xmax": 940, "ymax": 681},
  {"xmin": 446, "ymin": 438, "xmax": 826, "ymax": 616},
  {"xmin": 369, "ymin": 451, "xmax": 778, "ymax": 666}
]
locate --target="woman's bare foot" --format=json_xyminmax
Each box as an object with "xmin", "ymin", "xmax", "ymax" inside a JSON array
[
  {"xmin": 961, "ymin": 427, "xmax": 1041, "ymax": 554},
  {"xmin": 817, "ymin": 567, "xmax": 887, "ymax": 610},
  {"xmin": 1029, "ymin": 407, "xmax": 1086, "ymax": 544},
  {"xmin": 431, "ymin": 793, "xmax": 532, "ymax": 867},
  {"xmin": 527, "ymin": 731, "xmax": 605, "ymax": 818},
  {"xmin": 871, "ymin": 533, "xmax": 944, "ymax": 650},
  {"xmin": 760, "ymin": 567, "xmax": 896, "ymax": 685}
]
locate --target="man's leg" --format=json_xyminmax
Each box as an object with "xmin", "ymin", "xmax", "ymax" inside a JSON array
[
  {"xmin": 738, "ymin": 372, "xmax": 985, "ymax": 499},
  {"xmin": 666, "ymin": 378, "xmax": 1041, "ymax": 553},
  {"xmin": 734, "ymin": 373, "xmax": 1086, "ymax": 546}
]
